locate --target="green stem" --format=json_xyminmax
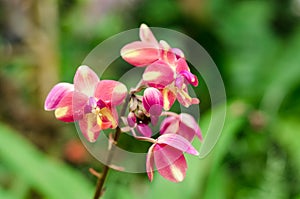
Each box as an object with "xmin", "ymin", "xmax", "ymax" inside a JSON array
[
  {"xmin": 93, "ymin": 93, "xmax": 131, "ymax": 199},
  {"xmin": 93, "ymin": 126, "xmax": 121, "ymax": 199}
]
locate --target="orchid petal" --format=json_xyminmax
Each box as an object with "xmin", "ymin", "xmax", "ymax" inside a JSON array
[
  {"xmin": 54, "ymin": 92, "xmax": 74, "ymax": 122},
  {"xmin": 159, "ymin": 40, "xmax": 176, "ymax": 66},
  {"xmin": 180, "ymin": 71, "xmax": 199, "ymax": 87},
  {"xmin": 153, "ymin": 145, "xmax": 187, "ymax": 182},
  {"xmin": 172, "ymin": 48, "xmax": 185, "ymax": 59},
  {"xmin": 73, "ymin": 91, "xmax": 89, "ymax": 120},
  {"xmin": 78, "ymin": 113, "xmax": 100, "ymax": 142},
  {"xmin": 139, "ymin": 24, "xmax": 158, "ymax": 44},
  {"xmin": 176, "ymin": 86, "xmax": 199, "ymax": 108},
  {"xmin": 161, "ymin": 88, "xmax": 176, "ymax": 110},
  {"xmin": 160, "ymin": 115, "xmax": 179, "ymax": 135},
  {"xmin": 176, "ymin": 58, "xmax": 190, "ymax": 73},
  {"xmin": 146, "ymin": 144, "xmax": 155, "ymax": 182},
  {"xmin": 95, "ymin": 80, "xmax": 127, "ymax": 106},
  {"xmin": 142, "ymin": 60, "xmax": 175, "ymax": 89},
  {"xmin": 137, "ymin": 123, "xmax": 152, "ymax": 137},
  {"xmin": 179, "ymin": 113, "xmax": 203, "ymax": 141},
  {"xmin": 44, "ymin": 83, "xmax": 74, "ymax": 111},
  {"xmin": 74, "ymin": 65, "xmax": 99, "ymax": 97},
  {"xmin": 157, "ymin": 134, "xmax": 199, "ymax": 155},
  {"xmin": 121, "ymin": 41, "xmax": 159, "ymax": 67}
]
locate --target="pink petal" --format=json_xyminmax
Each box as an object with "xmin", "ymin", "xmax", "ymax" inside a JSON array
[
  {"xmin": 146, "ymin": 144, "xmax": 155, "ymax": 182},
  {"xmin": 172, "ymin": 48, "xmax": 185, "ymax": 59},
  {"xmin": 74, "ymin": 65, "xmax": 99, "ymax": 97},
  {"xmin": 161, "ymin": 88, "xmax": 176, "ymax": 111},
  {"xmin": 142, "ymin": 87, "xmax": 163, "ymax": 116},
  {"xmin": 73, "ymin": 91, "xmax": 89, "ymax": 120},
  {"xmin": 136, "ymin": 123, "xmax": 152, "ymax": 137},
  {"xmin": 157, "ymin": 134, "xmax": 199, "ymax": 155},
  {"xmin": 176, "ymin": 87, "xmax": 199, "ymax": 108},
  {"xmin": 159, "ymin": 40, "xmax": 176, "ymax": 66},
  {"xmin": 176, "ymin": 58, "xmax": 190, "ymax": 73},
  {"xmin": 153, "ymin": 145, "xmax": 187, "ymax": 182},
  {"xmin": 179, "ymin": 113, "xmax": 202, "ymax": 141},
  {"xmin": 142, "ymin": 60, "xmax": 175, "ymax": 89},
  {"xmin": 121, "ymin": 41, "xmax": 159, "ymax": 67},
  {"xmin": 139, "ymin": 24, "xmax": 158, "ymax": 44},
  {"xmin": 160, "ymin": 115, "xmax": 179, "ymax": 135},
  {"xmin": 54, "ymin": 92, "xmax": 74, "ymax": 122},
  {"xmin": 94, "ymin": 80, "xmax": 127, "ymax": 106},
  {"xmin": 78, "ymin": 113, "xmax": 100, "ymax": 143},
  {"xmin": 44, "ymin": 83, "xmax": 74, "ymax": 111}
]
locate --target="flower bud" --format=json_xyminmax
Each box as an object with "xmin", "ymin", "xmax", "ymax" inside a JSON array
[
  {"xmin": 142, "ymin": 87, "xmax": 163, "ymax": 116},
  {"xmin": 127, "ymin": 112, "xmax": 137, "ymax": 128}
]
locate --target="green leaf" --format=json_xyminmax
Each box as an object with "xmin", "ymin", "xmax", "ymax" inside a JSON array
[{"xmin": 0, "ymin": 123, "xmax": 94, "ymax": 199}]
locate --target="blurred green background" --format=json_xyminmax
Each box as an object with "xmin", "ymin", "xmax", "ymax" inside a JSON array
[{"xmin": 1, "ymin": 0, "xmax": 300, "ymax": 198}]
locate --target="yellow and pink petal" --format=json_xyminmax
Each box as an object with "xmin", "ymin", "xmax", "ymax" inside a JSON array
[
  {"xmin": 153, "ymin": 145, "xmax": 187, "ymax": 183},
  {"xmin": 161, "ymin": 88, "xmax": 176, "ymax": 111},
  {"xmin": 142, "ymin": 60, "xmax": 175, "ymax": 89},
  {"xmin": 121, "ymin": 41, "xmax": 159, "ymax": 67},
  {"xmin": 78, "ymin": 113, "xmax": 101, "ymax": 143}
]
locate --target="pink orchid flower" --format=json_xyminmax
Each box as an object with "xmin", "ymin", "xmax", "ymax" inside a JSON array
[
  {"xmin": 160, "ymin": 113, "xmax": 203, "ymax": 142},
  {"xmin": 121, "ymin": 24, "xmax": 199, "ymax": 110},
  {"xmin": 44, "ymin": 65, "xmax": 127, "ymax": 142},
  {"xmin": 146, "ymin": 133, "xmax": 199, "ymax": 182},
  {"xmin": 144, "ymin": 58, "xmax": 199, "ymax": 110}
]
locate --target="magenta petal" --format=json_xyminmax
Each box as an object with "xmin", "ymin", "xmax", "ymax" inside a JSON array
[
  {"xmin": 180, "ymin": 71, "xmax": 199, "ymax": 87},
  {"xmin": 153, "ymin": 145, "xmax": 187, "ymax": 182},
  {"xmin": 139, "ymin": 24, "xmax": 158, "ymax": 44},
  {"xmin": 44, "ymin": 83, "xmax": 74, "ymax": 111},
  {"xmin": 121, "ymin": 41, "xmax": 159, "ymax": 67},
  {"xmin": 142, "ymin": 87, "xmax": 163, "ymax": 115},
  {"xmin": 160, "ymin": 116, "xmax": 179, "ymax": 135},
  {"xmin": 136, "ymin": 123, "xmax": 152, "ymax": 137},
  {"xmin": 142, "ymin": 60, "xmax": 175, "ymax": 89},
  {"xmin": 146, "ymin": 144, "xmax": 155, "ymax": 182},
  {"xmin": 78, "ymin": 113, "xmax": 100, "ymax": 143},
  {"xmin": 157, "ymin": 134, "xmax": 199, "ymax": 155},
  {"xmin": 74, "ymin": 65, "xmax": 99, "ymax": 97}
]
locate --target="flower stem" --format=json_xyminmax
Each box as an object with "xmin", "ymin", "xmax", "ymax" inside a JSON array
[
  {"xmin": 93, "ymin": 126, "xmax": 121, "ymax": 199},
  {"xmin": 93, "ymin": 93, "xmax": 131, "ymax": 199}
]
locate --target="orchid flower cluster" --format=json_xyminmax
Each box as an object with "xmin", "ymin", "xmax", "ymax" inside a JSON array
[{"xmin": 44, "ymin": 24, "xmax": 202, "ymax": 184}]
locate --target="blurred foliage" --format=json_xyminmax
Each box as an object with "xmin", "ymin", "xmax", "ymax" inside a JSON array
[{"xmin": 0, "ymin": 0, "xmax": 300, "ymax": 199}]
